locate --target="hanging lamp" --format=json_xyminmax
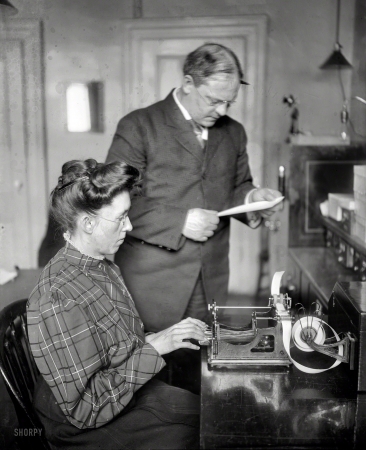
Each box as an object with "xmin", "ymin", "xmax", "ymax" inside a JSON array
[
  {"xmin": 0, "ymin": 0, "xmax": 18, "ymax": 16},
  {"xmin": 320, "ymin": 0, "xmax": 352, "ymax": 69}
]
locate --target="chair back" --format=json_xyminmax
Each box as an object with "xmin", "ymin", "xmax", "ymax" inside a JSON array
[{"xmin": 0, "ymin": 299, "xmax": 50, "ymax": 449}]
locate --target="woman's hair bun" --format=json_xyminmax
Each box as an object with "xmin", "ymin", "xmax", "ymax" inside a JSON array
[{"xmin": 51, "ymin": 159, "xmax": 139, "ymax": 233}]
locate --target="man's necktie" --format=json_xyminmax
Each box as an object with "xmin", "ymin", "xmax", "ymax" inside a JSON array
[{"xmin": 189, "ymin": 119, "xmax": 206, "ymax": 149}]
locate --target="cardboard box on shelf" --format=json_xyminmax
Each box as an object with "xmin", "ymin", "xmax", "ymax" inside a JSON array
[{"xmin": 328, "ymin": 193, "xmax": 355, "ymax": 221}]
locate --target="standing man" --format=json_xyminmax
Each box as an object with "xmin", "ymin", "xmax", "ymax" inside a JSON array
[{"xmin": 106, "ymin": 43, "xmax": 280, "ymax": 333}]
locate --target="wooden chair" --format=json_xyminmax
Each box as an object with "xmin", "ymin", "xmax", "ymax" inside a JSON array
[{"xmin": 0, "ymin": 299, "xmax": 50, "ymax": 449}]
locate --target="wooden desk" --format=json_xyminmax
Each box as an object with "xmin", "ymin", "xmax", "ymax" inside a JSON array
[{"xmin": 200, "ymin": 350, "xmax": 366, "ymax": 449}]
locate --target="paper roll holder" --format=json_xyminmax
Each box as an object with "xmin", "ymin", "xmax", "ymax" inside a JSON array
[{"xmin": 293, "ymin": 304, "xmax": 357, "ymax": 370}]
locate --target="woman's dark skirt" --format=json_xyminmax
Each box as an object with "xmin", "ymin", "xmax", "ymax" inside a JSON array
[{"xmin": 33, "ymin": 376, "xmax": 200, "ymax": 450}]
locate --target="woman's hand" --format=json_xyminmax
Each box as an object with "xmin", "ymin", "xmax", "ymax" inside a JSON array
[{"xmin": 145, "ymin": 317, "xmax": 208, "ymax": 355}]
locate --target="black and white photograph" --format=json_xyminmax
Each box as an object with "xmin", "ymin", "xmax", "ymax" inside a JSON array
[{"xmin": 0, "ymin": 1, "xmax": 366, "ymax": 449}]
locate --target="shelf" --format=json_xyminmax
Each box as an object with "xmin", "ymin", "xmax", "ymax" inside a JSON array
[
  {"xmin": 319, "ymin": 216, "xmax": 366, "ymax": 256},
  {"xmin": 289, "ymin": 135, "xmax": 351, "ymax": 146},
  {"xmin": 288, "ymin": 247, "xmax": 359, "ymax": 308}
]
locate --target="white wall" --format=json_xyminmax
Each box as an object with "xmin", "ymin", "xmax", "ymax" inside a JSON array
[
  {"xmin": 4, "ymin": 0, "xmax": 357, "ymax": 278},
  {"xmin": 11, "ymin": 0, "xmax": 356, "ymax": 191}
]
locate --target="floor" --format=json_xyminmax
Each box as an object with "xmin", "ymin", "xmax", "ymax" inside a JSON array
[
  {"xmin": 0, "ymin": 291, "xmax": 268, "ymax": 449},
  {"xmin": 0, "ymin": 378, "xmax": 19, "ymax": 450}
]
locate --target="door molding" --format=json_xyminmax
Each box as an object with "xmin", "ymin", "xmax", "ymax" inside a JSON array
[
  {"xmin": 0, "ymin": 19, "xmax": 47, "ymax": 268},
  {"xmin": 120, "ymin": 16, "xmax": 268, "ymax": 295},
  {"xmin": 121, "ymin": 16, "xmax": 267, "ymax": 184}
]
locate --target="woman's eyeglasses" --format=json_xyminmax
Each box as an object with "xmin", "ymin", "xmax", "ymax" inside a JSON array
[{"xmin": 98, "ymin": 215, "xmax": 128, "ymax": 226}]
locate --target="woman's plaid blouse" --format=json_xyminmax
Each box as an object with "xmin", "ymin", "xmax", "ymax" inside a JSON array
[{"xmin": 27, "ymin": 244, "xmax": 166, "ymax": 429}]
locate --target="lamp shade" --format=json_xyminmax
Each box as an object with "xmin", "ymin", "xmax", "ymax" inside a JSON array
[
  {"xmin": 0, "ymin": 0, "xmax": 18, "ymax": 16},
  {"xmin": 320, "ymin": 43, "xmax": 352, "ymax": 69},
  {"xmin": 320, "ymin": 0, "xmax": 352, "ymax": 70}
]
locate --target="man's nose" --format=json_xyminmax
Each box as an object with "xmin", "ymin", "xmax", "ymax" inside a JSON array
[
  {"xmin": 215, "ymin": 103, "xmax": 229, "ymax": 116},
  {"xmin": 124, "ymin": 216, "xmax": 133, "ymax": 232}
]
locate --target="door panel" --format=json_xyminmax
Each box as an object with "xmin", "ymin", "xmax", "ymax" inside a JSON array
[
  {"xmin": 122, "ymin": 17, "xmax": 267, "ymax": 295},
  {"xmin": 0, "ymin": 20, "xmax": 47, "ymax": 269}
]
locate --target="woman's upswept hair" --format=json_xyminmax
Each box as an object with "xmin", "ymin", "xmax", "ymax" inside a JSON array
[
  {"xmin": 50, "ymin": 159, "xmax": 140, "ymax": 233},
  {"xmin": 183, "ymin": 42, "xmax": 244, "ymax": 86}
]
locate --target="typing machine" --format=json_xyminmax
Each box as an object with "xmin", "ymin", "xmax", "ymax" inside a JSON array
[
  {"xmin": 203, "ymin": 293, "xmax": 293, "ymax": 367},
  {"xmin": 200, "ymin": 278, "xmax": 366, "ymax": 448},
  {"xmin": 202, "ymin": 277, "xmax": 365, "ymax": 391}
]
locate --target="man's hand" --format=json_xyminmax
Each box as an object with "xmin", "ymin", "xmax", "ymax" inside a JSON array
[
  {"xmin": 252, "ymin": 188, "xmax": 283, "ymax": 219},
  {"xmin": 145, "ymin": 318, "xmax": 208, "ymax": 355},
  {"xmin": 182, "ymin": 208, "xmax": 219, "ymax": 241}
]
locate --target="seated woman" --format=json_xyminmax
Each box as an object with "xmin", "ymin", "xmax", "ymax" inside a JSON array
[{"xmin": 27, "ymin": 159, "xmax": 207, "ymax": 450}]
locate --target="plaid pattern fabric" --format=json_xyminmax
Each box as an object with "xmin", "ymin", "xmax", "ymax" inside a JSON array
[{"xmin": 27, "ymin": 243, "xmax": 165, "ymax": 429}]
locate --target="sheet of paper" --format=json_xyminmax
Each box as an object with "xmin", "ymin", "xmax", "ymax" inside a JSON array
[
  {"xmin": 271, "ymin": 270, "xmax": 285, "ymax": 296},
  {"xmin": 218, "ymin": 196, "xmax": 284, "ymax": 217},
  {"xmin": 0, "ymin": 268, "xmax": 18, "ymax": 285}
]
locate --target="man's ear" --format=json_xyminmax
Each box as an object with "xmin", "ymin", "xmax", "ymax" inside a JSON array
[
  {"xmin": 181, "ymin": 75, "xmax": 195, "ymax": 95},
  {"xmin": 79, "ymin": 214, "xmax": 96, "ymax": 234}
]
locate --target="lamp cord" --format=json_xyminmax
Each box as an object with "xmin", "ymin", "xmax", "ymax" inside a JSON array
[
  {"xmin": 337, "ymin": 68, "xmax": 366, "ymax": 138},
  {"xmin": 336, "ymin": 0, "xmax": 340, "ymax": 44},
  {"xmin": 337, "ymin": 68, "xmax": 346, "ymax": 103}
]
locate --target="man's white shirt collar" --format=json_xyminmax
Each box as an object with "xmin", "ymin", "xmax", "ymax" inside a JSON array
[{"xmin": 173, "ymin": 88, "xmax": 208, "ymax": 140}]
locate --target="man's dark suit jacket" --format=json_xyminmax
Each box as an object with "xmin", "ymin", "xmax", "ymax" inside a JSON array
[{"xmin": 106, "ymin": 91, "xmax": 255, "ymax": 332}]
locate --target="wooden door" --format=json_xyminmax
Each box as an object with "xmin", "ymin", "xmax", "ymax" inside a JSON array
[
  {"xmin": 122, "ymin": 16, "xmax": 267, "ymax": 295},
  {"xmin": 0, "ymin": 20, "xmax": 47, "ymax": 270}
]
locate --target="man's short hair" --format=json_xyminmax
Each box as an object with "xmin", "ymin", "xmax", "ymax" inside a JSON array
[{"xmin": 183, "ymin": 43, "xmax": 247, "ymax": 86}]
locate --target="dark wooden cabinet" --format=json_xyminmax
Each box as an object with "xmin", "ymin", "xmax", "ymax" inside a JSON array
[
  {"xmin": 285, "ymin": 143, "xmax": 366, "ymax": 312},
  {"xmin": 288, "ymin": 246, "xmax": 358, "ymax": 312},
  {"xmin": 200, "ymin": 142, "xmax": 366, "ymax": 449}
]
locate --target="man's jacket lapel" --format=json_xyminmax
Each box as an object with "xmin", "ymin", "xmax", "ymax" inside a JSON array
[{"xmin": 163, "ymin": 92, "xmax": 204, "ymax": 163}]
